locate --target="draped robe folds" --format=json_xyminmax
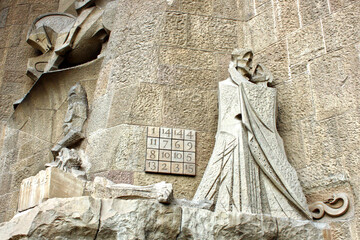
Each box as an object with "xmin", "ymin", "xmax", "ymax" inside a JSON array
[{"xmin": 193, "ymin": 70, "xmax": 312, "ymax": 220}]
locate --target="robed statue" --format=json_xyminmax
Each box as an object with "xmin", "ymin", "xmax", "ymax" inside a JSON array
[{"xmin": 193, "ymin": 49, "xmax": 312, "ymax": 220}]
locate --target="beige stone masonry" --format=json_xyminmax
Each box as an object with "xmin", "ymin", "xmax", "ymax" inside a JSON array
[{"xmin": 18, "ymin": 167, "xmax": 84, "ymax": 212}]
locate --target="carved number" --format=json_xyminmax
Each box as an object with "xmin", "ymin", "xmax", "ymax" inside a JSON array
[
  {"xmin": 186, "ymin": 165, "xmax": 194, "ymax": 173},
  {"xmin": 172, "ymin": 151, "xmax": 183, "ymax": 162},
  {"xmin": 184, "ymin": 141, "xmax": 195, "ymax": 152},
  {"xmin": 171, "ymin": 163, "xmax": 183, "ymax": 174},
  {"xmin": 147, "ymin": 137, "xmax": 159, "ymax": 149},
  {"xmin": 173, "ymin": 129, "xmax": 184, "ymax": 139},
  {"xmin": 147, "ymin": 149, "xmax": 158, "ymax": 160},
  {"xmin": 184, "ymin": 152, "xmax": 195, "ymax": 163},
  {"xmin": 185, "ymin": 130, "xmax": 196, "ymax": 140},
  {"xmin": 187, "ymin": 132, "xmax": 193, "ymax": 138},
  {"xmin": 174, "ymin": 164, "xmax": 179, "ymax": 172},
  {"xmin": 172, "ymin": 140, "xmax": 184, "ymax": 150},
  {"xmin": 162, "ymin": 139, "xmax": 169, "ymax": 148},
  {"xmin": 162, "ymin": 151, "xmax": 170, "ymax": 158},
  {"xmin": 147, "ymin": 127, "xmax": 159, "ymax": 137},
  {"xmin": 151, "ymin": 138, "xmax": 157, "ymax": 145},
  {"xmin": 184, "ymin": 163, "xmax": 195, "ymax": 175},
  {"xmin": 148, "ymin": 161, "xmax": 156, "ymax": 170},
  {"xmin": 161, "ymin": 128, "xmax": 171, "ymax": 138},
  {"xmin": 176, "ymin": 131, "xmax": 183, "ymax": 138}
]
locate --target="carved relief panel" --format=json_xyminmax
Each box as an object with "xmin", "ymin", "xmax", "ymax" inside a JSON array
[{"xmin": 145, "ymin": 126, "xmax": 196, "ymax": 176}]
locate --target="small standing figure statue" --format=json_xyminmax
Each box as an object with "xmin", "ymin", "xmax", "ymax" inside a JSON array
[
  {"xmin": 51, "ymin": 82, "xmax": 88, "ymax": 154},
  {"xmin": 193, "ymin": 49, "xmax": 312, "ymax": 220},
  {"xmin": 46, "ymin": 82, "xmax": 88, "ymax": 179}
]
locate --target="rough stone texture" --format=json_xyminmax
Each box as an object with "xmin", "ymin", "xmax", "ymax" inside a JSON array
[
  {"xmin": 0, "ymin": 0, "xmax": 58, "ymax": 124},
  {"xmin": 98, "ymin": 199, "xmax": 182, "ymax": 239},
  {"xmin": 91, "ymin": 170, "xmax": 134, "ymax": 184},
  {"xmin": 18, "ymin": 167, "xmax": 84, "ymax": 211},
  {"xmin": 309, "ymin": 45, "xmax": 359, "ymax": 121},
  {"xmin": 0, "ymin": 197, "xmax": 328, "ymax": 240},
  {"xmin": 243, "ymin": 2, "xmax": 277, "ymax": 53},
  {"xmin": 299, "ymin": 0, "xmax": 329, "ymax": 26},
  {"xmin": 0, "ymin": 58, "xmax": 100, "ymax": 221},
  {"xmin": 276, "ymin": 73, "xmax": 314, "ymax": 123},
  {"xmin": 0, "ymin": 0, "xmax": 359, "ymax": 238},
  {"xmin": 241, "ymin": 0, "xmax": 360, "ymax": 238},
  {"xmin": 287, "ymin": 21, "xmax": 326, "ymax": 66},
  {"xmin": 274, "ymin": 0, "xmax": 300, "ymax": 37},
  {"xmin": 86, "ymin": 124, "xmax": 147, "ymax": 173},
  {"xmin": 0, "ymin": 197, "xmax": 101, "ymax": 240},
  {"xmin": 179, "ymin": 207, "xmax": 277, "ymax": 239}
]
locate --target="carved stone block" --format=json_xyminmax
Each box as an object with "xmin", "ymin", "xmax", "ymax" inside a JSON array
[
  {"xmin": 145, "ymin": 126, "xmax": 196, "ymax": 176},
  {"xmin": 18, "ymin": 167, "xmax": 84, "ymax": 212}
]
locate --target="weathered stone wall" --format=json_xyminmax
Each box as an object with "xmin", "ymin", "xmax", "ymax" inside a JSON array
[
  {"xmin": 241, "ymin": 0, "xmax": 359, "ymax": 238},
  {"xmin": 0, "ymin": 0, "xmax": 244, "ymax": 222},
  {"xmin": 85, "ymin": 0, "xmax": 243, "ymax": 199},
  {"xmin": 0, "ymin": 0, "xmax": 359, "ymax": 239},
  {"xmin": 0, "ymin": 0, "xmax": 60, "ymax": 222},
  {"xmin": 0, "ymin": 0, "xmax": 59, "ymax": 123}
]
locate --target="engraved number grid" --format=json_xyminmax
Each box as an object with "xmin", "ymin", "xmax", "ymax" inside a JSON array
[{"xmin": 145, "ymin": 127, "xmax": 196, "ymax": 176}]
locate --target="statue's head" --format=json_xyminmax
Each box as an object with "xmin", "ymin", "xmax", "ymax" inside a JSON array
[
  {"xmin": 68, "ymin": 82, "xmax": 87, "ymax": 105},
  {"xmin": 231, "ymin": 49, "xmax": 253, "ymax": 79},
  {"xmin": 75, "ymin": 0, "xmax": 96, "ymax": 13},
  {"xmin": 251, "ymin": 64, "xmax": 273, "ymax": 85}
]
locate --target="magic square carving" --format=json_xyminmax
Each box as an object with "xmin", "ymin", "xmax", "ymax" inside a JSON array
[{"xmin": 145, "ymin": 126, "xmax": 196, "ymax": 176}]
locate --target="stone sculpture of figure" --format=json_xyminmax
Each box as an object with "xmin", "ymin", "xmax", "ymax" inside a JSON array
[
  {"xmin": 193, "ymin": 49, "xmax": 312, "ymax": 220},
  {"xmin": 26, "ymin": 0, "xmax": 111, "ymax": 81},
  {"xmin": 46, "ymin": 82, "xmax": 88, "ymax": 179},
  {"xmin": 51, "ymin": 82, "xmax": 88, "ymax": 155},
  {"xmin": 46, "ymin": 147, "xmax": 86, "ymax": 179}
]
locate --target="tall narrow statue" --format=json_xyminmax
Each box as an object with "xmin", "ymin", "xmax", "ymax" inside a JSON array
[
  {"xmin": 193, "ymin": 49, "xmax": 312, "ymax": 220},
  {"xmin": 51, "ymin": 82, "xmax": 88, "ymax": 155}
]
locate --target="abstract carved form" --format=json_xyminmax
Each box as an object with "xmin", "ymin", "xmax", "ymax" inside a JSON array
[
  {"xmin": 309, "ymin": 193, "xmax": 350, "ymax": 219},
  {"xmin": 26, "ymin": 0, "xmax": 111, "ymax": 80},
  {"xmin": 52, "ymin": 82, "xmax": 88, "ymax": 155},
  {"xmin": 193, "ymin": 49, "xmax": 312, "ymax": 220}
]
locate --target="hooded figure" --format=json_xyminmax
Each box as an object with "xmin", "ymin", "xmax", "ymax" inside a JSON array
[
  {"xmin": 51, "ymin": 82, "xmax": 88, "ymax": 155},
  {"xmin": 193, "ymin": 49, "xmax": 312, "ymax": 220}
]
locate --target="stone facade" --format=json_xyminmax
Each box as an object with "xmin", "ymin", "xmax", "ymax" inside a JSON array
[
  {"xmin": 0, "ymin": 197, "xmax": 329, "ymax": 240},
  {"xmin": 0, "ymin": 0, "xmax": 359, "ymax": 239},
  {"xmin": 242, "ymin": 0, "xmax": 360, "ymax": 238}
]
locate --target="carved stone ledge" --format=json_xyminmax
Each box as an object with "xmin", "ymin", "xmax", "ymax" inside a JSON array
[{"xmin": 1, "ymin": 197, "xmax": 330, "ymax": 240}]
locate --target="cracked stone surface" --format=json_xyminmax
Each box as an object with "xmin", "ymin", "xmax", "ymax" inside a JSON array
[{"xmin": 0, "ymin": 197, "xmax": 329, "ymax": 240}]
